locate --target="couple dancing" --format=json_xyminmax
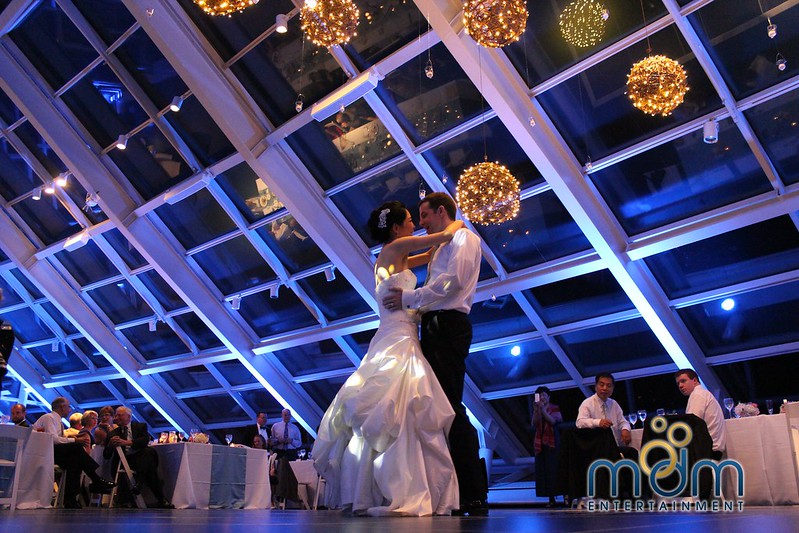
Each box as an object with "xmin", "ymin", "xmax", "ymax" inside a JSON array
[{"xmin": 312, "ymin": 192, "xmax": 488, "ymax": 516}]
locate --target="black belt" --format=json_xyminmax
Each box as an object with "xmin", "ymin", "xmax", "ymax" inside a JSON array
[{"xmin": 422, "ymin": 309, "xmax": 467, "ymax": 320}]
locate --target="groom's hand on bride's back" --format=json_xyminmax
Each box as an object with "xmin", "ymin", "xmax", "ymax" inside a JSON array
[{"xmin": 383, "ymin": 287, "xmax": 403, "ymax": 310}]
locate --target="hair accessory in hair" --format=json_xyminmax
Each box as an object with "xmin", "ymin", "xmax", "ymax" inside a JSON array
[{"xmin": 377, "ymin": 208, "xmax": 390, "ymax": 229}]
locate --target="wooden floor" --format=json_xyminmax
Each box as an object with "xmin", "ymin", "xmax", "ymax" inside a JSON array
[{"xmin": 2, "ymin": 506, "xmax": 798, "ymax": 532}]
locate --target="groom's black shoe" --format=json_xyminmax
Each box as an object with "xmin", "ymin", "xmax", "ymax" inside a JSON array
[{"xmin": 452, "ymin": 499, "xmax": 489, "ymax": 516}]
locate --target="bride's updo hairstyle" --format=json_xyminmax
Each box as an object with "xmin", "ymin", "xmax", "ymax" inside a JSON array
[{"xmin": 368, "ymin": 201, "xmax": 408, "ymax": 243}]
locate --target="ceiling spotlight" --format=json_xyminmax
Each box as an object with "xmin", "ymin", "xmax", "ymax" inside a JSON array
[
  {"xmin": 32, "ymin": 186, "xmax": 42, "ymax": 200},
  {"xmin": 269, "ymin": 284, "xmax": 280, "ymax": 299},
  {"xmin": 55, "ymin": 172, "xmax": 69, "ymax": 187},
  {"xmin": 231, "ymin": 295, "xmax": 242, "ymax": 310},
  {"xmin": 703, "ymin": 119, "xmax": 719, "ymax": 144},
  {"xmin": 510, "ymin": 345, "xmax": 521, "ymax": 357},
  {"xmin": 44, "ymin": 182, "xmax": 55, "ymax": 194},
  {"xmin": 324, "ymin": 266, "xmax": 336, "ymax": 282},
  {"xmin": 116, "ymin": 134, "xmax": 128, "ymax": 150},
  {"xmin": 776, "ymin": 53, "xmax": 787, "ymax": 71},
  {"xmin": 721, "ymin": 298, "xmax": 735, "ymax": 311},
  {"xmin": 275, "ymin": 13, "xmax": 288, "ymax": 33},
  {"xmin": 169, "ymin": 96, "xmax": 183, "ymax": 113},
  {"xmin": 767, "ymin": 20, "xmax": 777, "ymax": 39},
  {"xmin": 148, "ymin": 318, "xmax": 157, "ymax": 332}
]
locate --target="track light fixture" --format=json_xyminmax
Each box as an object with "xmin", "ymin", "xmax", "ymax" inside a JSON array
[
  {"xmin": 324, "ymin": 266, "xmax": 336, "ymax": 282},
  {"xmin": 116, "ymin": 134, "xmax": 128, "ymax": 150},
  {"xmin": 276, "ymin": 13, "xmax": 288, "ymax": 33},
  {"xmin": 703, "ymin": 119, "xmax": 719, "ymax": 144},
  {"xmin": 169, "ymin": 96, "xmax": 184, "ymax": 113},
  {"xmin": 269, "ymin": 284, "xmax": 280, "ymax": 299},
  {"xmin": 231, "ymin": 295, "xmax": 242, "ymax": 310},
  {"xmin": 55, "ymin": 172, "xmax": 69, "ymax": 187},
  {"xmin": 32, "ymin": 186, "xmax": 42, "ymax": 200},
  {"xmin": 44, "ymin": 182, "xmax": 55, "ymax": 194}
]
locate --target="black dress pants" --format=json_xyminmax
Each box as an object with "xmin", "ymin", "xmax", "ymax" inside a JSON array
[
  {"xmin": 421, "ymin": 309, "xmax": 487, "ymax": 503},
  {"xmin": 126, "ymin": 447, "xmax": 165, "ymax": 501},
  {"xmin": 53, "ymin": 441, "xmax": 99, "ymax": 503}
]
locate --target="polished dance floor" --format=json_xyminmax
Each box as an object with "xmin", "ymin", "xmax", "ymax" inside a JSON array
[{"xmin": 2, "ymin": 506, "xmax": 799, "ymax": 532}]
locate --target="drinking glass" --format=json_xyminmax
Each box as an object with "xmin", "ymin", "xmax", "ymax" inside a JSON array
[
  {"xmin": 723, "ymin": 398, "xmax": 734, "ymax": 419},
  {"xmin": 225, "ymin": 433, "xmax": 233, "ymax": 446},
  {"xmin": 766, "ymin": 400, "xmax": 773, "ymax": 415},
  {"xmin": 298, "ymin": 449, "xmax": 307, "ymax": 460},
  {"xmin": 627, "ymin": 412, "xmax": 638, "ymax": 427},
  {"xmin": 656, "ymin": 408, "xmax": 665, "ymax": 417},
  {"xmin": 160, "ymin": 431, "xmax": 168, "ymax": 444},
  {"xmin": 168, "ymin": 430, "xmax": 177, "ymax": 443},
  {"xmin": 637, "ymin": 410, "xmax": 647, "ymax": 427}
]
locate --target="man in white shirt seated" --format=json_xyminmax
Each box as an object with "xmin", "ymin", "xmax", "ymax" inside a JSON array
[
  {"xmin": 32, "ymin": 396, "xmax": 115, "ymax": 508},
  {"xmin": 675, "ymin": 368, "xmax": 727, "ymax": 460},
  {"xmin": 271, "ymin": 409, "xmax": 301, "ymax": 461},
  {"xmin": 576, "ymin": 373, "xmax": 638, "ymax": 460}
]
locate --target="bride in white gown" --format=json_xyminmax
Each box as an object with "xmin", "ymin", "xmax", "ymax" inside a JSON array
[{"xmin": 312, "ymin": 201, "xmax": 463, "ymax": 516}]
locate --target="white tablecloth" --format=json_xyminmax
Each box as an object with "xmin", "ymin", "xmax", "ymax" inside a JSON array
[
  {"xmin": 289, "ymin": 460, "xmax": 324, "ymax": 508},
  {"xmin": 153, "ymin": 442, "xmax": 271, "ymax": 509},
  {"xmin": 631, "ymin": 414, "xmax": 799, "ymax": 505},
  {"xmin": 5, "ymin": 428, "xmax": 54, "ymax": 509}
]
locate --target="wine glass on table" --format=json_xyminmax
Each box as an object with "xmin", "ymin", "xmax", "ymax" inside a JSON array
[
  {"xmin": 656, "ymin": 408, "xmax": 665, "ymax": 417},
  {"xmin": 627, "ymin": 412, "xmax": 638, "ymax": 428},
  {"xmin": 225, "ymin": 433, "xmax": 233, "ymax": 446},
  {"xmin": 637, "ymin": 410, "xmax": 647, "ymax": 428},
  {"xmin": 298, "ymin": 449, "xmax": 307, "ymax": 460},
  {"xmin": 723, "ymin": 398, "xmax": 734, "ymax": 419}
]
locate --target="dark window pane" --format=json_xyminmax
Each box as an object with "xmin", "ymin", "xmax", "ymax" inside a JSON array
[
  {"xmin": 12, "ymin": 195, "xmax": 79, "ymax": 245},
  {"xmin": 343, "ymin": 0, "xmax": 421, "ymax": 68},
  {"xmin": 27, "ymin": 343, "xmax": 87, "ymax": 375},
  {"xmin": 255, "ymin": 214, "xmax": 328, "ymax": 273},
  {"xmin": 0, "ymin": 137, "xmax": 38, "ymax": 200},
  {"xmin": 9, "ymin": 1, "xmax": 97, "ymax": 90},
  {"xmin": 538, "ymin": 26, "xmax": 723, "ymax": 162},
  {"xmin": 113, "ymin": 28, "xmax": 188, "ymax": 110},
  {"xmin": 556, "ymin": 318, "xmax": 672, "ymax": 375},
  {"xmin": 107, "ymin": 123, "xmax": 192, "ymax": 200},
  {"xmin": 163, "ymin": 95, "xmax": 235, "ymax": 166},
  {"xmin": 524, "ymin": 270, "xmax": 634, "ymax": 326},
  {"xmin": 10, "ymin": 268, "xmax": 44, "ymax": 300},
  {"xmin": 678, "ymin": 280, "xmax": 799, "ymax": 356},
  {"xmin": 713, "ymin": 351, "xmax": 799, "ymax": 408},
  {"xmin": 486, "ymin": 395, "xmax": 534, "ymax": 456},
  {"xmin": 300, "ymin": 375, "xmax": 349, "ymax": 412},
  {"xmin": 121, "ymin": 322, "xmax": 189, "ymax": 361},
  {"xmin": 590, "ymin": 118, "xmax": 771, "ymax": 235},
  {"xmin": 238, "ymin": 289, "xmax": 317, "ymax": 338},
  {"xmin": 172, "ymin": 312, "xmax": 224, "ymax": 351},
  {"xmin": 240, "ymin": 389, "xmax": 284, "ymax": 419},
  {"xmin": 137, "ymin": 269, "xmax": 185, "ymax": 312},
  {"xmin": 645, "ymin": 216, "xmax": 799, "ymax": 299},
  {"xmin": 54, "ymin": 240, "xmax": 119, "ymax": 286},
  {"xmin": 470, "ymin": 296, "xmax": 535, "ymax": 344},
  {"xmin": 108, "ymin": 378, "xmax": 144, "ymax": 400},
  {"xmin": 73, "ymin": 336, "xmax": 112, "ymax": 369},
  {"xmin": 13, "ymin": 121, "xmax": 68, "ymax": 177},
  {"xmin": 467, "ymin": 339, "xmax": 567, "ymax": 393},
  {"xmin": 136, "ymin": 403, "xmax": 169, "ymax": 428},
  {"xmin": 41, "ymin": 302, "xmax": 79, "ymax": 335},
  {"xmin": 744, "ymin": 87, "xmax": 799, "ymax": 185},
  {"xmin": 72, "ymin": 0, "xmax": 136, "ymax": 46},
  {"xmin": 62, "ymin": 381, "xmax": 114, "ymax": 404},
  {"xmin": 61, "ymin": 62, "xmax": 149, "ymax": 149},
  {"xmin": 192, "ymin": 235, "xmax": 276, "ymax": 295},
  {"xmin": 216, "ymin": 161, "xmax": 285, "ymax": 224},
  {"xmin": 475, "ymin": 191, "xmax": 591, "ymax": 271},
  {"xmin": 161, "ymin": 365, "xmax": 220, "ymax": 393},
  {"xmin": 87, "ymin": 281, "xmax": 152, "ymax": 324},
  {"xmin": 0, "ymin": 89, "xmax": 22, "ymax": 124},
  {"xmin": 295, "ymin": 271, "xmax": 371, "ymax": 322},
  {"xmin": 2, "ymin": 307, "xmax": 52, "ymax": 343},
  {"xmin": 0, "ymin": 276, "xmax": 23, "ymax": 306},
  {"xmin": 155, "ymin": 189, "xmax": 236, "ymax": 250},
  {"xmin": 273, "ymin": 340, "xmax": 354, "ymax": 378},
  {"xmin": 183, "ymin": 394, "xmax": 249, "ymax": 424},
  {"xmin": 213, "ymin": 359, "xmax": 257, "ymax": 387},
  {"xmin": 104, "ymin": 228, "xmax": 147, "ymax": 269},
  {"xmin": 376, "ymin": 43, "xmax": 482, "ymax": 145}
]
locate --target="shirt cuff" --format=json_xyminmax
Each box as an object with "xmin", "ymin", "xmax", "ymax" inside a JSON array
[{"xmin": 400, "ymin": 289, "xmax": 415, "ymax": 309}]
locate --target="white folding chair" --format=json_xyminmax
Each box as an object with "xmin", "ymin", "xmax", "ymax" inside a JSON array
[
  {"xmin": 109, "ymin": 447, "xmax": 146, "ymax": 509},
  {"xmin": 0, "ymin": 429, "xmax": 26, "ymax": 511}
]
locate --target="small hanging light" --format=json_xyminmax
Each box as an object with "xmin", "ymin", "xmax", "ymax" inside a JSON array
[
  {"xmin": 300, "ymin": 0, "xmax": 360, "ymax": 48},
  {"xmin": 626, "ymin": 55, "xmax": 689, "ymax": 116},
  {"xmin": 559, "ymin": 0, "xmax": 609, "ymax": 48},
  {"xmin": 456, "ymin": 161, "xmax": 520, "ymax": 225},
  {"xmin": 463, "ymin": 0, "xmax": 528, "ymax": 48},
  {"xmin": 193, "ymin": 0, "xmax": 259, "ymax": 17}
]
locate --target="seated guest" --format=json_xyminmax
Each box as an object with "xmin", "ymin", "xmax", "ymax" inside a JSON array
[
  {"xmin": 271, "ymin": 409, "xmax": 301, "ymax": 460},
  {"xmin": 98, "ymin": 405, "xmax": 116, "ymax": 430},
  {"xmin": 32, "ymin": 397, "xmax": 115, "ymax": 508},
  {"xmin": 77, "ymin": 410, "xmax": 99, "ymax": 453},
  {"xmin": 11, "ymin": 403, "xmax": 29, "ymax": 427},
  {"xmin": 252, "ymin": 434, "xmax": 266, "ymax": 450},
  {"xmin": 675, "ymin": 368, "xmax": 727, "ymax": 459},
  {"xmin": 576, "ymin": 373, "xmax": 637, "ymax": 460},
  {"xmin": 64, "ymin": 412, "xmax": 83, "ymax": 438},
  {"xmin": 104, "ymin": 406, "xmax": 173, "ymax": 509}
]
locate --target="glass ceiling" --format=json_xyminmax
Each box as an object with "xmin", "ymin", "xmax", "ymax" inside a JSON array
[{"xmin": 2, "ymin": 0, "xmax": 799, "ymax": 478}]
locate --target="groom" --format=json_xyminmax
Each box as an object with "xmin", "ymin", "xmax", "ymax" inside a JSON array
[{"xmin": 383, "ymin": 192, "xmax": 488, "ymax": 516}]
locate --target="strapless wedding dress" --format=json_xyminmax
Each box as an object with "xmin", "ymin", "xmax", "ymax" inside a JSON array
[{"xmin": 312, "ymin": 270, "xmax": 459, "ymax": 516}]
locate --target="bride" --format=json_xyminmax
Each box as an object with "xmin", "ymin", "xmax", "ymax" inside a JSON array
[{"xmin": 312, "ymin": 200, "xmax": 463, "ymax": 516}]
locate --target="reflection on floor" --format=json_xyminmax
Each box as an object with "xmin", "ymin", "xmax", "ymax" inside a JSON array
[{"xmin": 2, "ymin": 507, "xmax": 798, "ymax": 532}]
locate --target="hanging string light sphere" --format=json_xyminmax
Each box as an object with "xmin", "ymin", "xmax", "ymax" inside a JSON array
[
  {"xmin": 193, "ymin": 0, "xmax": 259, "ymax": 16},
  {"xmin": 463, "ymin": 0, "xmax": 528, "ymax": 48},
  {"xmin": 626, "ymin": 55, "xmax": 689, "ymax": 117},
  {"xmin": 559, "ymin": 0, "xmax": 609, "ymax": 48},
  {"xmin": 456, "ymin": 161, "xmax": 520, "ymax": 225},
  {"xmin": 301, "ymin": 0, "xmax": 360, "ymax": 48}
]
